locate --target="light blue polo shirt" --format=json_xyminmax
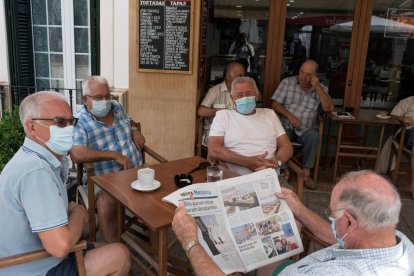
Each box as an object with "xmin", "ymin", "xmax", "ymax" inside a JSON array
[{"xmin": 0, "ymin": 137, "xmax": 69, "ymax": 275}]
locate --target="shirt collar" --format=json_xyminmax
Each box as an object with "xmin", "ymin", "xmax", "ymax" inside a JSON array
[
  {"xmin": 22, "ymin": 137, "xmax": 62, "ymax": 169},
  {"xmin": 220, "ymin": 81, "xmax": 230, "ymax": 94}
]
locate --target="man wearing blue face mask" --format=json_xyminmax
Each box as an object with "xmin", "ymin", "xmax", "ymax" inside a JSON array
[
  {"xmin": 171, "ymin": 171, "xmax": 414, "ymax": 276},
  {"xmin": 208, "ymin": 77, "xmax": 293, "ymax": 176},
  {"xmin": 71, "ymin": 76, "xmax": 145, "ymax": 243},
  {"xmin": 0, "ymin": 91, "xmax": 130, "ymax": 275}
]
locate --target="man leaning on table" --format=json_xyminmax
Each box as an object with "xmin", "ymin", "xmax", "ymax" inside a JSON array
[
  {"xmin": 0, "ymin": 91, "xmax": 130, "ymax": 275},
  {"xmin": 197, "ymin": 61, "xmax": 245, "ymax": 146},
  {"xmin": 208, "ymin": 76, "xmax": 293, "ymax": 176},
  {"xmin": 271, "ymin": 59, "xmax": 334, "ymax": 189},
  {"xmin": 172, "ymin": 170, "xmax": 414, "ymax": 276},
  {"xmin": 70, "ymin": 76, "xmax": 145, "ymax": 243}
]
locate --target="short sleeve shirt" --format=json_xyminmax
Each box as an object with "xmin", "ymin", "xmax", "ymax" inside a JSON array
[
  {"xmin": 200, "ymin": 81, "xmax": 235, "ymax": 131},
  {"xmin": 280, "ymin": 231, "xmax": 414, "ymax": 275},
  {"xmin": 209, "ymin": 108, "xmax": 285, "ymax": 175},
  {"xmin": 73, "ymin": 101, "xmax": 143, "ymax": 175},
  {"xmin": 391, "ymin": 96, "xmax": 414, "ymax": 130},
  {"xmin": 0, "ymin": 138, "xmax": 69, "ymax": 275},
  {"xmin": 271, "ymin": 76, "xmax": 328, "ymax": 134}
]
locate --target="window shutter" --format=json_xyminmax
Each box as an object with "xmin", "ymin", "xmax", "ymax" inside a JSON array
[
  {"xmin": 5, "ymin": 0, "xmax": 35, "ymax": 103},
  {"xmin": 90, "ymin": 0, "xmax": 100, "ymax": 75}
]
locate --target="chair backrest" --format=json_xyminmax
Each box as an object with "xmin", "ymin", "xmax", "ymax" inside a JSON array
[{"xmin": 0, "ymin": 241, "xmax": 87, "ymax": 276}]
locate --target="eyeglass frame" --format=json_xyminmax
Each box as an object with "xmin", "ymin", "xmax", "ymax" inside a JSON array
[
  {"xmin": 85, "ymin": 94, "xmax": 112, "ymax": 101},
  {"xmin": 32, "ymin": 117, "xmax": 79, "ymax": 128}
]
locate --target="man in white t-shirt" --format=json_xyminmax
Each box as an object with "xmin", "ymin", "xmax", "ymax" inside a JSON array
[{"xmin": 208, "ymin": 77, "xmax": 292, "ymax": 175}]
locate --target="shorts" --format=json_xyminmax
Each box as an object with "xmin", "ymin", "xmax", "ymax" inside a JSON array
[{"xmin": 46, "ymin": 242, "xmax": 95, "ymax": 276}]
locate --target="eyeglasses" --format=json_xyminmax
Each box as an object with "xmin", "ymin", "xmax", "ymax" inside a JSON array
[
  {"xmin": 86, "ymin": 94, "xmax": 112, "ymax": 101},
  {"xmin": 32, "ymin": 117, "xmax": 78, "ymax": 128},
  {"xmin": 324, "ymin": 208, "xmax": 346, "ymax": 221}
]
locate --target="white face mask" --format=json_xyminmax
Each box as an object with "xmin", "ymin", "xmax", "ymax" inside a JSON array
[
  {"xmin": 36, "ymin": 124, "xmax": 74, "ymax": 156},
  {"xmin": 90, "ymin": 100, "xmax": 111, "ymax": 117}
]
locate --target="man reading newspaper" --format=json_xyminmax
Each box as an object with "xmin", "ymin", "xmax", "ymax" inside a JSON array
[{"xmin": 172, "ymin": 171, "xmax": 414, "ymax": 275}]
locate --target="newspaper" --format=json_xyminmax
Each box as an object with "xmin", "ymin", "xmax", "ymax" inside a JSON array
[{"xmin": 163, "ymin": 168, "xmax": 303, "ymax": 274}]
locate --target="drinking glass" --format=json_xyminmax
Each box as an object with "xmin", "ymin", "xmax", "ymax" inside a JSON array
[{"xmin": 206, "ymin": 165, "xmax": 223, "ymax": 182}]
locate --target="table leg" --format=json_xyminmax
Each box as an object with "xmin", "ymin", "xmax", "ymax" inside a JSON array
[
  {"xmin": 333, "ymin": 122, "xmax": 343, "ymax": 182},
  {"xmin": 117, "ymin": 203, "xmax": 125, "ymax": 242},
  {"xmin": 392, "ymin": 126, "xmax": 407, "ymax": 183},
  {"xmin": 374, "ymin": 125, "xmax": 385, "ymax": 171},
  {"xmin": 158, "ymin": 229, "xmax": 168, "ymax": 276}
]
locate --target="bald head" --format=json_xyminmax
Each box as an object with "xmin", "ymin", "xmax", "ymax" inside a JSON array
[{"xmin": 332, "ymin": 171, "xmax": 401, "ymax": 232}]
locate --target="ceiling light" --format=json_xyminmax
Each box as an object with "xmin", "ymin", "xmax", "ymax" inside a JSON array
[
  {"xmin": 287, "ymin": 3, "xmax": 290, "ymax": 6},
  {"xmin": 300, "ymin": 11, "xmax": 304, "ymax": 14},
  {"xmin": 289, "ymin": 0, "xmax": 295, "ymax": 2},
  {"xmin": 235, "ymin": 5, "xmax": 243, "ymax": 8}
]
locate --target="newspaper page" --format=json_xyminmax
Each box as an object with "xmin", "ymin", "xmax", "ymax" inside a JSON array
[{"xmin": 163, "ymin": 168, "xmax": 303, "ymax": 274}]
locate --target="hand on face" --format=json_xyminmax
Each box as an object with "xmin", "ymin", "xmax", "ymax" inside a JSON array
[
  {"xmin": 172, "ymin": 202, "xmax": 198, "ymax": 247},
  {"xmin": 310, "ymin": 74, "xmax": 320, "ymax": 88}
]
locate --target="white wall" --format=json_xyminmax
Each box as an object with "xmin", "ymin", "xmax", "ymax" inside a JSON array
[
  {"xmin": 0, "ymin": 0, "xmax": 9, "ymax": 82},
  {"xmin": 100, "ymin": 0, "xmax": 129, "ymax": 89}
]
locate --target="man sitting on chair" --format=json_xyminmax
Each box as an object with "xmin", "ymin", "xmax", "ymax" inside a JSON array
[
  {"xmin": 172, "ymin": 171, "xmax": 414, "ymax": 275},
  {"xmin": 208, "ymin": 76, "xmax": 293, "ymax": 175},
  {"xmin": 198, "ymin": 61, "xmax": 245, "ymax": 147},
  {"xmin": 390, "ymin": 95, "xmax": 414, "ymax": 197},
  {"xmin": 70, "ymin": 76, "xmax": 145, "ymax": 243},
  {"xmin": 0, "ymin": 91, "xmax": 130, "ymax": 275},
  {"xmin": 271, "ymin": 59, "xmax": 334, "ymax": 189}
]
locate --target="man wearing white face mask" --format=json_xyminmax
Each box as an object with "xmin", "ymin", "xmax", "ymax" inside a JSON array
[
  {"xmin": 71, "ymin": 76, "xmax": 145, "ymax": 243},
  {"xmin": 171, "ymin": 171, "xmax": 414, "ymax": 275},
  {"xmin": 0, "ymin": 91, "xmax": 130, "ymax": 275},
  {"xmin": 208, "ymin": 77, "xmax": 293, "ymax": 175}
]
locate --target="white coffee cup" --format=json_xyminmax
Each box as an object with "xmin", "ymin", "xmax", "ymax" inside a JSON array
[{"xmin": 137, "ymin": 168, "xmax": 155, "ymax": 187}]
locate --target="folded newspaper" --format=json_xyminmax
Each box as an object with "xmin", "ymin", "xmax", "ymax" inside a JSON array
[{"xmin": 163, "ymin": 168, "xmax": 303, "ymax": 274}]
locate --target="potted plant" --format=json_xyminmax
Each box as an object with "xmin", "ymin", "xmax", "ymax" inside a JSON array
[{"xmin": 0, "ymin": 107, "xmax": 25, "ymax": 171}]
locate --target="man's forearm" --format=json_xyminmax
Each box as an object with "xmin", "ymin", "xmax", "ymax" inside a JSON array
[
  {"xmin": 198, "ymin": 106, "xmax": 218, "ymax": 118},
  {"xmin": 188, "ymin": 245, "xmax": 225, "ymax": 276},
  {"xmin": 66, "ymin": 209, "xmax": 86, "ymax": 246},
  {"xmin": 70, "ymin": 145, "xmax": 117, "ymax": 164},
  {"xmin": 271, "ymin": 101, "xmax": 294, "ymax": 120},
  {"xmin": 209, "ymin": 145, "xmax": 254, "ymax": 169},
  {"xmin": 315, "ymin": 84, "xmax": 334, "ymax": 112}
]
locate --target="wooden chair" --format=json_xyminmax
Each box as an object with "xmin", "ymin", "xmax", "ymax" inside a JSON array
[
  {"xmin": 299, "ymin": 227, "xmax": 330, "ymax": 259},
  {"xmin": 390, "ymin": 125, "xmax": 412, "ymax": 185},
  {"xmin": 0, "ymin": 240, "xmax": 87, "ymax": 276},
  {"xmin": 76, "ymin": 123, "xmax": 168, "ymax": 241},
  {"xmin": 196, "ymin": 116, "xmax": 208, "ymax": 158}
]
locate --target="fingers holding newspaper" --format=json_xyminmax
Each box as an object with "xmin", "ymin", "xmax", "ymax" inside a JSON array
[
  {"xmin": 276, "ymin": 188, "xmax": 304, "ymax": 216},
  {"xmin": 172, "ymin": 202, "xmax": 199, "ymax": 251}
]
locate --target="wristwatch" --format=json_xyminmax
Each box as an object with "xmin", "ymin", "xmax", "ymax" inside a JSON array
[
  {"xmin": 276, "ymin": 159, "xmax": 282, "ymax": 168},
  {"xmin": 185, "ymin": 240, "xmax": 199, "ymax": 256}
]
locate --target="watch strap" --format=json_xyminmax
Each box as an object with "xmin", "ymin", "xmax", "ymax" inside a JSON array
[{"xmin": 185, "ymin": 240, "xmax": 199, "ymax": 256}]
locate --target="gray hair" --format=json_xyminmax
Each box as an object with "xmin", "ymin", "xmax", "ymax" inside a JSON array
[
  {"xmin": 82, "ymin": 76, "xmax": 109, "ymax": 96},
  {"xmin": 301, "ymin": 59, "xmax": 319, "ymax": 73},
  {"xmin": 336, "ymin": 170, "xmax": 401, "ymax": 232},
  {"xmin": 230, "ymin": 77, "xmax": 259, "ymax": 96},
  {"xmin": 19, "ymin": 91, "xmax": 68, "ymax": 134}
]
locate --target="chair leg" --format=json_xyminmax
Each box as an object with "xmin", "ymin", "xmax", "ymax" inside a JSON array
[{"xmin": 75, "ymin": 250, "xmax": 86, "ymax": 276}]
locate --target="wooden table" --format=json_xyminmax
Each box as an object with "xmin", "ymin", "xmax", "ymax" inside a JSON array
[
  {"xmin": 328, "ymin": 109, "xmax": 405, "ymax": 181},
  {"xmin": 91, "ymin": 156, "xmax": 237, "ymax": 276}
]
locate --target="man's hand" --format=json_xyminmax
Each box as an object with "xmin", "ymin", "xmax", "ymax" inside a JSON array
[
  {"xmin": 310, "ymin": 74, "xmax": 321, "ymax": 88},
  {"xmin": 68, "ymin": 202, "xmax": 88, "ymax": 224},
  {"xmin": 132, "ymin": 130, "xmax": 145, "ymax": 150},
  {"xmin": 172, "ymin": 202, "xmax": 198, "ymax": 247},
  {"xmin": 287, "ymin": 114, "xmax": 301, "ymax": 130},
  {"xmin": 113, "ymin": 152, "xmax": 132, "ymax": 170},
  {"xmin": 247, "ymin": 152, "xmax": 277, "ymax": 171},
  {"xmin": 276, "ymin": 188, "xmax": 304, "ymax": 216}
]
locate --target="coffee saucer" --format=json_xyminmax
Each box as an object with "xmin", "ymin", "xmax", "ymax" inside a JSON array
[{"xmin": 131, "ymin": 179, "xmax": 161, "ymax": 192}]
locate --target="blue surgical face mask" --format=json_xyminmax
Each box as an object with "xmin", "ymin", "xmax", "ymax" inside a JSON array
[
  {"xmin": 37, "ymin": 125, "xmax": 74, "ymax": 156},
  {"xmin": 235, "ymin": 96, "xmax": 256, "ymax": 115},
  {"xmin": 329, "ymin": 214, "xmax": 349, "ymax": 249},
  {"xmin": 91, "ymin": 100, "xmax": 111, "ymax": 117}
]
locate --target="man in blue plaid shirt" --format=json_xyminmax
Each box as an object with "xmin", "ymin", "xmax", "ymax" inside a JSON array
[
  {"xmin": 271, "ymin": 60, "xmax": 334, "ymax": 189},
  {"xmin": 71, "ymin": 76, "xmax": 145, "ymax": 243}
]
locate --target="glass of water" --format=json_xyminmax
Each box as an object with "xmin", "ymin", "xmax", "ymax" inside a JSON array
[{"xmin": 206, "ymin": 165, "xmax": 223, "ymax": 182}]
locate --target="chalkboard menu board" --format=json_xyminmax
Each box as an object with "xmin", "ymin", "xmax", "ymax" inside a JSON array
[{"xmin": 138, "ymin": 0, "xmax": 193, "ymax": 73}]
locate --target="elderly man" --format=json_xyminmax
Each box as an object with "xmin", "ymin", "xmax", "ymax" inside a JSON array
[
  {"xmin": 0, "ymin": 91, "xmax": 130, "ymax": 275},
  {"xmin": 390, "ymin": 95, "xmax": 414, "ymax": 197},
  {"xmin": 70, "ymin": 76, "xmax": 145, "ymax": 243},
  {"xmin": 271, "ymin": 59, "xmax": 334, "ymax": 189},
  {"xmin": 198, "ymin": 61, "xmax": 245, "ymax": 147},
  {"xmin": 172, "ymin": 171, "xmax": 414, "ymax": 275},
  {"xmin": 208, "ymin": 76, "xmax": 293, "ymax": 176}
]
